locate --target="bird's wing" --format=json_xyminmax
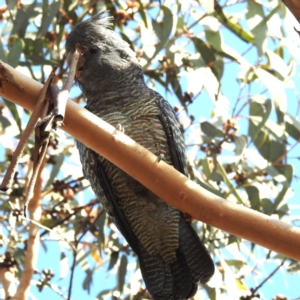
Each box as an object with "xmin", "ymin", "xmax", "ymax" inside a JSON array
[
  {"xmin": 76, "ymin": 140, "xmax": 139, "ymax": 253},
  {"xmin": 153, "ymin": 91, "xmax": 188, "ymax": 176}
]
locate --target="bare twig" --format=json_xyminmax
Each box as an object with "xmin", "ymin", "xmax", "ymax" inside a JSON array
[
  {"xmin": 12, "ymin": 157, "xmax": 46, "ymax": 300},
  {"xmin": 0, "ymin": 67, "xmax": 56, "ymax": 191},
  {"xmin": 20, "ymin": 215, "xmax": 76, "ymax": 252},
  {"xmin": 24, "ymin": 136, "xmax": 50, "ymax": 215},
  {"xmin": 53, "ymin": 48, "xmax": 80, "ymax": 128},
  {"xmin": 251, "ymin": 258, "xmax": 286, "ymax": 296},
  {"xmin": 24, "ymin": 97, "xmax": 55, "ymax": 214},
  {"xmin": 68, "ymin": 208, "xmax": 104, "ymax": 300},
  {"xmin": 0, "ymin": 267, "xmax": 17, "ymax": 298}
]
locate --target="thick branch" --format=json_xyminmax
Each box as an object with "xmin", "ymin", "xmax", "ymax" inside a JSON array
[
  {"xmin": 1, "ymin": 61, "xmax": 300, "ymax": 261},
  {"xmin": 282, "ymin": 0, "xmax": 300, "ymax": 23},
  {"xmin": 12, "ymin": 158, "xmax": 45, "ymax": 300}
]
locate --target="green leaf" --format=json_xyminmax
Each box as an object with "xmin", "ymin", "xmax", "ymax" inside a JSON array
[
  {"xmin": 245, "ymin": 185, "xmax": 260, "ymax": 210},
  {"xmin": 189, "ymin": 161, "xmax": 224, "ymax": 197},
  {"xmin": 215, "ymin": 3, "xmax": 255, "ymax": 44},
  {"xmin": 11, "ymin": 2, "xmax": 38, "ymax": 38},
  {"xmin": 7, "ymin": 37, "xmax": 24, "ymax": 68},
  {"xmin": 205, "ymin": 30, "xmax": 222, "ymax": 51},
  {"xmin": 2, "ymin": 99, "xmax": 22, "ymax": 134},
  {"xmin": 169, "ymin": 74, "xmax": 183, "ymax": 105},
  {"xmin": 38, "ymin": 1, "xmax": 61, "ymax": 37},
  {"xmin": 201, "ymin": 158, "xmax": 212, "ymax": 179},
  {"xmin": 273, "ymin": 164, "xmax": 293, "ymax": 207},
  {"xmin": 248, "ymin": 99, "xmax": 272, "ymax": 146},
  {"xmin": 234, "ymin": 136, "xmax": 246, "ymax": 156},
  {"xmin": 0, "ymin": 37, "xmax": 6, "ymax": 62},
  {"xmin": 24, "ymin": 38, "xmax": 47, "ymax": 64},
  {"xmin": 269, "ymin": 140, "xmax": 286, "ymax": 163},
  {"xmin": 119, "ymin": 32, "xmax": 135, "ymax": 51},
  {"xmin": 261, "ymin": 198, "xmax": 274, "ymax": 215},
  {"xmin": 285, "ymin": 113, "xmax": 300, "ymax": 141},
  {"xmin": 192, "ymin": 37, "xmax": 215, "ymax": 66},
  {"xmin": 210, "ymin": 171, "xmax": 224, "ymax": 182},
  {"xmin": 266, "ymin": 50, "xmax": 289, "ymax": 80},
  {"xmin": 217, "ymin": 161, "xmax": 245, "ymax": 205},
  {"xmin": 137, "ymin": 0, "xmax": 148, "ymax": 28},
  {"xmin": 0, "ymin": 115, "xmax": 11, "ymax": 132},
  {"xmin": 264, "ymin": 120, "xmax": 286, "ymax": 141},
  {"xmin": 107, "ymin": 251, "xmax": 119, "ymax": 271},
  {"xmin": 83, "ymin": 268, "xmax": 93, "ymax": 293},
  {"xmin": 7, "ymin": 0, "xmax": 18, "ymax": 10},
  {"xmin": 201, "ymin": 121, "xmax": 224, "ymax": 138},
  {"xmin": 152, "ymin": 6, "xmax": 173, "ymax": 52},
  {"xmin": 255, "ymin": 68, "xmax": 287, "ymax": 112},
  {"xmin": 45, "ymin": 152, "xmax": 65, "ymax": 189},
  {"xmin": 95, "ymin": 289, "xmax": 112, "ymax": 299},
  {"xmin": 95, "ymin": 211, "xmax": 106, "ymax": 253},
  {"xmin": 118, "ymin": 255, "xmax": 128, "ymax": 293},
  {"xmin": 225, "ymin": 259, "xmax": 246, "ymax": 268},
  {"xmin": 264, "ymin": 165, "xmax": 290, "ymax": 188},
  {"xmin": 246, "ymin": 0, "xmax": 266, "ymax": 56},
  {"xmin": 144, "ymin": 70, "xmax": 167, "ymax": 89},
  {"xmin": 205, "ymin": 285, "xmax": 216, "ymax": 300},
  {"xmin": 11, "ymin": 10, "xmax": 27, "ymax": 36}
]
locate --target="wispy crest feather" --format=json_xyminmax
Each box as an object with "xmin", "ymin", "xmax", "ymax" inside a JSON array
[{"xmin": 80, "ymin": 10, "xmax": 113, "ymax": 29}]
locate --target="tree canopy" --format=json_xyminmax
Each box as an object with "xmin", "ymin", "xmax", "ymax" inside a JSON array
[{"xmin": 0, "ymin": 0, "xmax": 299, "ymax": 299}]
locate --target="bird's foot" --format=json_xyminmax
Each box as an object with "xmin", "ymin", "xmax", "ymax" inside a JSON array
[
  {"xmin": 115, "ymin": 124, "xmax": 125, "ymax": 133},
  {"xmin": 157, "ymin": 153, "xmax": 164, "ymax": 163}
]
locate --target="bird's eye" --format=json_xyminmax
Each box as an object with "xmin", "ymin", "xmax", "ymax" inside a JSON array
[{"xmin": 90, "ymin": 48, "xmax": 97, "ymax": 55}]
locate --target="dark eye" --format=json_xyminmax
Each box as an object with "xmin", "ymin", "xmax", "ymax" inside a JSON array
[{"xmin": 90, "ymin": 48, "xmax": 97, "ymax": 55}]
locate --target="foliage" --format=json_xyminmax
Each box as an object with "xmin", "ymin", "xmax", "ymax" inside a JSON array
[{"xmin": 0, "ymin": 0, "xmax": 299, "ymax": 299}]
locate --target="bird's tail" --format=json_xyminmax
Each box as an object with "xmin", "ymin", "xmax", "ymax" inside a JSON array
[{"xmin": 138, "ymin": 217, "xmax": 214, "ymax": 300}]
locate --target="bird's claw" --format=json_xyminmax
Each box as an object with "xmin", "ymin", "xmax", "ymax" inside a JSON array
[
  {"xmin": 116, "ymin": 124, "xmax": 125, "ymax": 133},
  {"xmin": 157, "ymin": 153, "xmax": 164, "ymax": 163}
]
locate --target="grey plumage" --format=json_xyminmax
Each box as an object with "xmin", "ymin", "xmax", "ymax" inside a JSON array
[{"xmin": 66, "ymin": 12, "xmax": 214, "ymax": 300}]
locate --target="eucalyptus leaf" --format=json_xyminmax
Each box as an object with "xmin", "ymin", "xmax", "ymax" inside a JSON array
[
  {"xmin": 2, "ymin": 99, "xmax": 22, "ymax": 134},
  {"xmin": 7, "ymin": 38, "xmax": 24, "ymax": 68},
  {"xmin": 38, "ymin": 1, "xmax": 61, "ymax": 37},
  {"xmin": 246, "ymin": 0, "xmax": 266, "ymax": 56},
  {"xmin": 108, "ymin": 251, "xmax": 119, "ymax": 271},
  {"xmin": 201, "ymin": 121, "xmax": 224, "ymax": 138},
  {"xmin": 118, "ymin": 255, "xmax": 128, "ymax": 293},
  {"xmin": 45, "ymin": 152, "xmax": 65, "ymax": 189},
  {"xmin": 0, "ymin": 115, "xmax": 11, "ymax": 132}
]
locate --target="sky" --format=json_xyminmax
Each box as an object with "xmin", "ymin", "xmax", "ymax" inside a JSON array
[{"xmin": 0, "ymin": 0, "xmax": 300, "ymax": 300}]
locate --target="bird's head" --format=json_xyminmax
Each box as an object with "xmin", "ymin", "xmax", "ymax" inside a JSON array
[{"xmin": 66, "ymin": 12, "xmax": 144, "ymax": 96}]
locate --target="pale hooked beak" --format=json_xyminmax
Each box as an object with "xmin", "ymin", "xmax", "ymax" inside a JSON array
[{"xmin": 67, "ymin": 51, "xmax": 86, "ymax": 79}]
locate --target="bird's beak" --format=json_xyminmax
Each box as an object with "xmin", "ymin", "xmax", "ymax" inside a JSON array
[{"xmin": 67, "ymin": 51, "xmax": 86, "ymax": 79}]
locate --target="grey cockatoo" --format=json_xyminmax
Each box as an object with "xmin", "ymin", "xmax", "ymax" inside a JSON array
[{"xmin": 66, "ymin": 12, "xmax": 214, "ymax": 300}]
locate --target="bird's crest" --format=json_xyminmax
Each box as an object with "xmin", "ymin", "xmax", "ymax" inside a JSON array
[{"xmin": 79, "ymin": 10, "xmax": 113, "ymax": 29}]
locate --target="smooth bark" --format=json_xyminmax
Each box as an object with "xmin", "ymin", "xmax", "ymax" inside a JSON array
[{"xmin": 1, "ymin": 61, "xmax": 300, "ymax": 261}]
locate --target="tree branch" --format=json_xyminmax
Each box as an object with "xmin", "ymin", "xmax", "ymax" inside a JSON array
[
  {"xmin": 282, "ymin": 0, "xmax": 300, "ymax": 23},
  {"xmin": 1, "ymin": 61, "xmax": 300, "ymax": 261},
  {"xmin": 12, "ymin": 157, "xmax": 46, "ymax": 300}
]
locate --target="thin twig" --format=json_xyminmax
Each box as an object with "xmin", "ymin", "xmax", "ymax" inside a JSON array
[
  {"xmin": 53, "ymin": 49, "xmax": 80, "ymax": 128},
  {"xmin": 67, "ymin": 208, "xmax": 104, "ymax": 300},
  {"xmin": 12, "ymin": 156, "xmax": 45, "ymax": 300},
  {"xmin": 68, "ymin": 246, "xmax": 77, "ymax": 300},
  {"xmin": 24, "ymin": 136, "xmax": 50, "ymax": 215},
  {"xmin": 0, "ymin": 67, "xmax": 56, "ymax": 191},
  {"xmin": 251, "ymin": 258, "xmax": 286, "ymax": 296},
  {"xmin": 20, "ymin": 215, "xmax": 76, "ymax": 252},
  {"xmin": 41, "ymin": 176, "xmax": 85, "ymax": 198},
  {"xmin": 272, "ymin": 140, "xmax": 299, "ymax": 166}
]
